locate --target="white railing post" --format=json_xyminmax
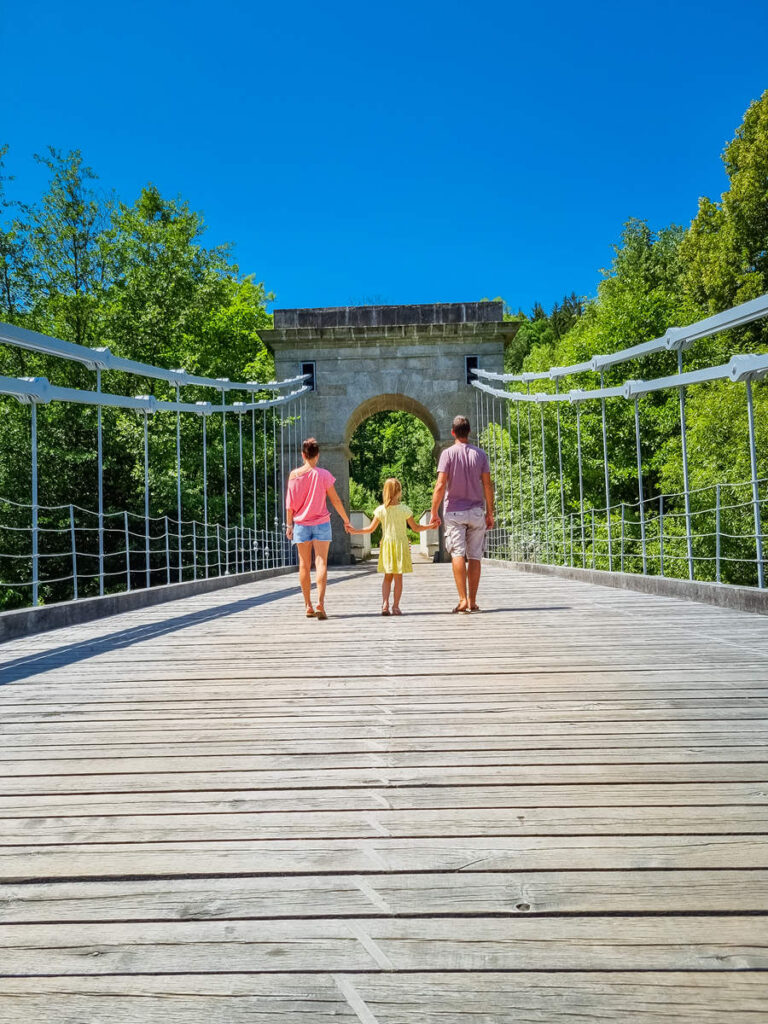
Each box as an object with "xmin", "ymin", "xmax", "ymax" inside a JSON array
[
  {"xmin": 124, "ymin": 509, "xmax": 131, "ymax": 592},
  {"xmin": 745, "ymin": 379, "xmax": 765, "ymax": 588},
  {"xmin": 70, "ymin": 503, "xmax": 78, "ymax": 600},
  {"xmin": 30, "ymin": 402, "xmax": 39, "ymax": 606}
]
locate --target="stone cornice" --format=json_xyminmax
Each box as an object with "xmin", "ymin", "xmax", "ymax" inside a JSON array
[{"xmin": 259, "ymin": 321, "xmax": 519, "ymax": 353}]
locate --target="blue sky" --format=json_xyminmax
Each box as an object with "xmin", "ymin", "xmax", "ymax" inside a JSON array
[{"xmin": 2, "ymin": 0, "xmax": 767, "ymax": 315}]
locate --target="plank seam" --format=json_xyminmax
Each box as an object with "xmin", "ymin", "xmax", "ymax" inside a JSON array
[
  {"xmin": 352, "ymin": 876, "xmax": 394, "ymax": 914},
  {"xmin": 346, "ymin": 923, "xmax": 395, "ymax": 970},
  {"xmin": 333, "ymin": 974, "xmax": 382, "ymax": 1024}
]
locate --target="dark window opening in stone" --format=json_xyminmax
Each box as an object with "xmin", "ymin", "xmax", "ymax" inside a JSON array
[
  {"xmin": 465, "ymin": 355, "xmax": 479, "ymax": 385},
  {"xmin": 301, "ymin": 361, "xmax": 316, "ymax": 391}
]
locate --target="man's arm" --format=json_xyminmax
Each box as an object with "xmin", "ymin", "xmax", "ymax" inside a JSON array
[
  {"xmin": 430, "ymin": 471, "xmax": 447, "ymax": 526},
  {"xmin": 482, "ymin": 471, "xmax": 494, "ymax": 529}
]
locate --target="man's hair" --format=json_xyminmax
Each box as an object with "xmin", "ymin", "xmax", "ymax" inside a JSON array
[
  {"xmin": 382, "ymin": 477, "xmax": 402, "ymax": 507},
  {"xmin": 302, "ymin": 437, "xmax": 320, "ymax": 458},
  {"xmin": 452, "ymin": 416, "xmax": 471, "ymax": 439}
]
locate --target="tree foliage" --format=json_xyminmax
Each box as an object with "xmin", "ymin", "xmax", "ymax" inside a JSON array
[{"xmin": 0, "ymin": 147, "xmax": 277, "ymax": 606}]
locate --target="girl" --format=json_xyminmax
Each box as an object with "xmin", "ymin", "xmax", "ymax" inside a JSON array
[
  {"xmin": 346, "ymin": 478, "xmax": 432, "ymax": 615},
  {"xmin": 286, "ymin": 437, "xmax": 352, "ymax": 619}
]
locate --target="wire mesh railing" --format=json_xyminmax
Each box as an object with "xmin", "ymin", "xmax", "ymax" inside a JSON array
[
  {"xmin": 0, "ymin": 320, "xmax": 311, "ymax": 609},
  {"xmin": 474, "ymin": 293, "xmax": 768, "ymax": 590},
  {"xmin": 0, "ymin": 498, "xmax": 293, "ymax": 604},
  {"xmin": 485, "ymin": 479, "xmax": 767, "ymax": 585}
]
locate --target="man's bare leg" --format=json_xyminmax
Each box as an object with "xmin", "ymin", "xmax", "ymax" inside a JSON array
[
  {"xmin": 451, "ymin": 556, "xmax": 469, "ymax": 611},
  {"xmin": 467, "ymin": 558, "xmax": 481, "ymax": 608}
]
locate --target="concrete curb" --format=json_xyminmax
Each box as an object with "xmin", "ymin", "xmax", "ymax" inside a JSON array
[
  {"xmin": 484, "ymin": 558, "xmax": 768, "ymax": 616},
  {"xmin": 0, "ymin": 565, "xmax": 297, "ymax": 643}
]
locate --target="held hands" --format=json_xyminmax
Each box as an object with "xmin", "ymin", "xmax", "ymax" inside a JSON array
[
  {"xmin": 428, "ymin": 515, "xmax": 441, "ymax": 529},
  {"xmin": 344, "ymin": 521, "xmax": 356, "ymax": 534}
]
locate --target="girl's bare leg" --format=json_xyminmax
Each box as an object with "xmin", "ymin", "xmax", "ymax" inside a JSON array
[
  {"xmin": 392, "ymin": 573, "xmax": 404, "ymax": 612},
  {"xmin": 296, "ymin": 542, "xmax": 313, "ymax": 609},
  {"xmin": 382, "ymin": 573, "xmax": 393, "ymax": 610},
  {"xmin": 313, "ymin": 540, "xmax": 330, "ymax": 610}
]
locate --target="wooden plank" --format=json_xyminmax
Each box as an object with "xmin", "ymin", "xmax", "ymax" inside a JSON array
[
  {"xmin": 2, "ymin": 870, "xmax": 767, "ymax": 923},
  {"xmin": 0, "ymin": 917, "xmax": 765, "ymax": 974},
  {"xmin": 4, "ymin": 745, "xmax": 766, "ymax": 777},
  {"xmin": 0, "ymin": 975, "xmax": 357, "ymax": 1023},
  {"xmin": 5, "ymin": 719, "xmax": 768, "ymax": 748},
  {"xmin": 3, "ymin": 760, "xmax": 768, "ymax": 796},
  {"xmin": 1, "ymin": 973, "xmax": 763, "ymax": 1024},
  {"xmin": 3, "ymin": 781, "xmax": 767, "ymax": 817},
  {"xmin": 3, "ymin": 691, "xmax": 768, "ymax": 720},
  {"xmin": 4, "ymin": 703, "xmax": 768, "ymax": 734},
  {"xmin": 353, "ymin": 972, "xmax": 768, "ymax": 1022},
  {"xmin": 1, "ymin": 805, "xmax": 766, "ymax": 843},
  {"xmin": 1, "ymin": 835, "xmax": 764, "ymax": 882}
]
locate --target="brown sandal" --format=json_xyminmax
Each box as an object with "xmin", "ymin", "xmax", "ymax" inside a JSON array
[
  {"xmin": 315, "ymin": 606, "xmax": 328, "ymax": 620},
  {"xmin": 306, "ymin": 606, "xmax": 316, "ymax": 618},
  {"xmin": 452, "ymin": 603, "xmax": 470, "ymax": 614}
]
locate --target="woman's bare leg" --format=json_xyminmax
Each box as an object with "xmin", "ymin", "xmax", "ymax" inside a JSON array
[
  {"xmin": 296, "ymin": 542, "xmax": 313, "ymax": 609},
  {"xmin": 392, "ymin": 574, "xmax": 404, "ymax": 611},
  {"xmin": 313, "ymin": 540, "xmax": 331, "ymax": 609}
]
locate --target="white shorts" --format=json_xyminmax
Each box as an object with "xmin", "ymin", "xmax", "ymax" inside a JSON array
[{"xmin": 444, "ymin": 507, "xmax": 487, "ymax": 560}]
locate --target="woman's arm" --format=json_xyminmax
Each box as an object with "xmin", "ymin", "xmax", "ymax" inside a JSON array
[
  {"xmin": 285, "ymin": 487, "xmax": 295, "ymax": 539},
  {"xmin": 326, "ymin": 485, "xmax": 351, "ymax": 528},
  {"xmin": 348, "ymin": 516, "xmax": 380, "ymax": 535}
]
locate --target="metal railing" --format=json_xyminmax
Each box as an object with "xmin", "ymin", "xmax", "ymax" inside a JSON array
[
  {"xmin": 0, "ymin": 321, "xmax": 311, "ymax": 607},
  {"xmin": 473, "ymin": 293, "xmax": 768, "ymax": 589}
]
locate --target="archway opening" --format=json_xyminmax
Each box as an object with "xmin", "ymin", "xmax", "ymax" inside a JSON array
[{"xmin": 348, "ymin": 411, "xmax": 437, "ymax": 548}]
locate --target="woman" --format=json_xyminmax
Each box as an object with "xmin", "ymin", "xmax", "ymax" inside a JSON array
[{"xmin": 285, "ymin": 437, "xmax": 351, "ymax": 619}]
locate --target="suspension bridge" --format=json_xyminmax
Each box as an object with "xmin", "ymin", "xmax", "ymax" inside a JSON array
[{"xmin": 0, "ymin": 300, "xmax": 767, "ymax": 1021}]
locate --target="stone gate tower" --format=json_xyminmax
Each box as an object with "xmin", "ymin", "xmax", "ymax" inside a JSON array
[{"xmin": 258, "ymin": 301, "xmax": 517, "ymax": 563}]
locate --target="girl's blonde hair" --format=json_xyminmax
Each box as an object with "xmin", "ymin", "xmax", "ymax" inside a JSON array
[{"xmin": 382, "ymin": 477, "xmax": 402, "ymax": 507}]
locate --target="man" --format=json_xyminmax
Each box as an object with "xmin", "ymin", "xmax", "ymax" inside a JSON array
[{"xmin": 430, "ymin": 415, "xmax": 494, "ymax": 613}]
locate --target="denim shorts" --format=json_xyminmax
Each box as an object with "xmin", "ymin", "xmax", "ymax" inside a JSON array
[{"xmin": 292, "ymin": 520, "xmax": 332, "ymax": 544}]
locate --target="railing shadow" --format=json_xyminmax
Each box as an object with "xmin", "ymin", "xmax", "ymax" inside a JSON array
[{"xmin": 0, "ymin": 577, "xmax": 349, "ymax": 687}]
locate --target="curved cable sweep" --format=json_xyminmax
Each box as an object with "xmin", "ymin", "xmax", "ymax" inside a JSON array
[{"xmin": 470, "ymin": 293, "xmax": 768, "ymax": 590}]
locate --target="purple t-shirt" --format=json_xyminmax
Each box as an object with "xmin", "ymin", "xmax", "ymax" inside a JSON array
[{"xmin": 437, "ymin": 442, "xmax": 490, "ymax": 512}]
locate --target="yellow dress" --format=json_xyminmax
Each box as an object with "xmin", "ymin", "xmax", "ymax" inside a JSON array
[{"xmin": 375, "ymin": 503, "xmax": 413, "ymax": 574}]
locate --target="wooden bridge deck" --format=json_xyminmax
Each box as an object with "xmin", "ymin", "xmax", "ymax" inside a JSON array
[{"xmin": 0, "ymin": 561, "xmax": 767, "ymax": 1022}]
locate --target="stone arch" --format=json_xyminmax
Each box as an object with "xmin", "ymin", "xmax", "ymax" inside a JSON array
[
  {"xmin": 343, "ymin": 393, "xmax": 441, "ymax": 449},
  {"xmin": 261, "ymin": 301, "xmax": 515, "ymax": 562}
]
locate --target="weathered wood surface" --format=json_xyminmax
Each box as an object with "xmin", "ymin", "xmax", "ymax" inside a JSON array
[{"xmin": 1, "ymin": 562, "xmax": 767, "ymax": 1021}]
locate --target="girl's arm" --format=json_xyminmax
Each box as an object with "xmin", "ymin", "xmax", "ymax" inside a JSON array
[
  {"xmin": 348, "ymin": 516, "xmax": 380, "ymax": 535},
  {"xmin": 407, "ymin": 516, "xmax": 433, "ymax": 533},
  {"xmin": 326, "ymin": 486, "xmax": 351, "ymax": 529}
]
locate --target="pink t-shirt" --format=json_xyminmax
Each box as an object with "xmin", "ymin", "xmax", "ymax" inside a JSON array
[{"xmin": 286, "ymin": 466, "xmax": 336, "ymax": 525}]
